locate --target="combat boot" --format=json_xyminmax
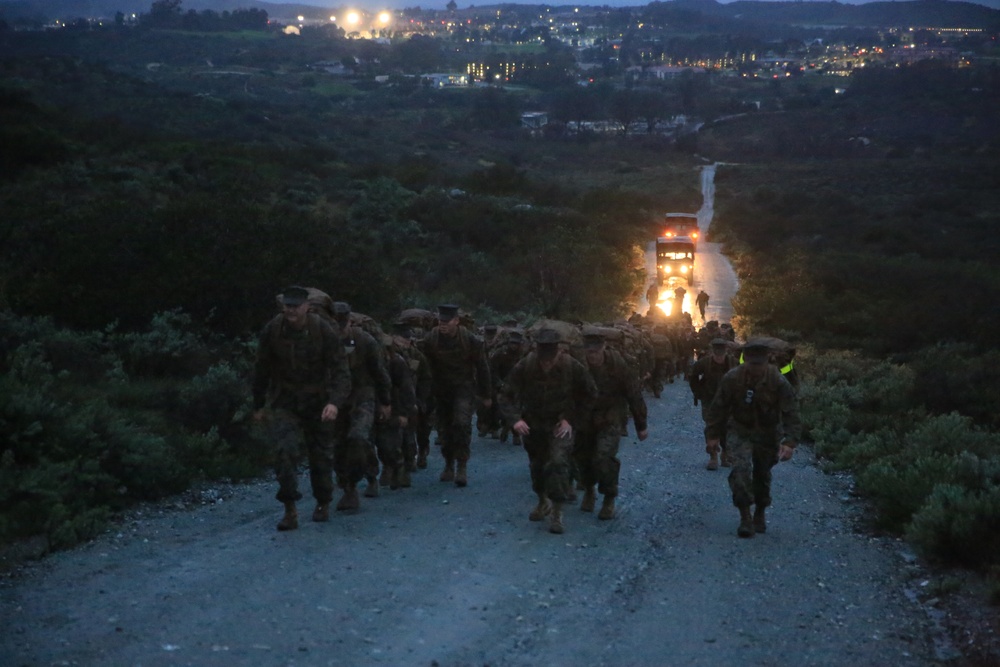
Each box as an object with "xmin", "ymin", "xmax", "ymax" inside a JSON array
[
  {"xmin": 706, "ymin": 451, "xmax": 720, "ymax": 471},
  {"xmin": 753, "ymin": 506, "xmax": 767, "ymax": 534},
  {"xmin": 398, "ymin": 466, "xmax": 412, "ymax": 489},
  {"xmin": 549, "ymin": 502, "xmax": 565, "ymax": 534},
  {"xmin": 417, "ymin": 447, "xmax": 429, "ymax": 469},
  {"xmin": 311, "ymin": 502, "xmax": 330, "ymax": 523},
  {"xmin": 276, "ymin": 501, "xmax": 298, "ymax": 531},
  {"xmin": 364, "ymin": 476, "xmax": 380, "ymax": 498},
  {"xmin": 737, "ymin": 506, "xmax": 755, "ymax": 538},
  {"xmin": 336, "ymin": 485, "xmax": 360, "ymax": 511},
  {"xmin": 598, "ymin": 496, "xmax": 616, "ymax": 521},
  {"xmin": 528, "ymin": 494, "xmax": 551, "ymax": 522},
  {"xmin": 455, "ymin": 461, "xmax": 468, "ymax": 487},
  {"xmin": 580, "ymin": 486, "xmax": 596, "ymax": 513},
  {"xmin": 439, "ymin": 459, "xmax": 455, "ymax": 483},
  {"xmin": 720, "ymin": 449, "xmax": 732, "ymax": 468}
]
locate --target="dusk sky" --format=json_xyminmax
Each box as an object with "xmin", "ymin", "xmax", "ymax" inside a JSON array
[{"xmin": 288, "ymin": 0, "xmax": 1000, "ymax": 12}]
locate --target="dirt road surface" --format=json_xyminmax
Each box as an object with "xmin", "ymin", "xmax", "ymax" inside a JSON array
[{"xmin": 1, "ymin": 376, "xmax": 949, "ymax": 667}]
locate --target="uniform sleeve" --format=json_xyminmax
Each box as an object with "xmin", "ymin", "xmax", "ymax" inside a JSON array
[
  {"xmin": 623, "ymin": 358, "xmax": 648, "ymax": 432},
  {"xmin": 778, "ymin": 374, "xmax": 802, "ymax": 443},
  {"xmin": 413, "ymin": 348, "xmax": 433, "ymax": 408},
  {"xmin": 704, "ymin": 372, "xmax": 733, "ymax": 440},
  {"xmin": 474, "ymin": 337, "xmax": 492, "ymax": 398},
  {"xmin": 498, "ymin": 358, "xmax": 526, "ymax": 426},
  {"xmin": 363, "ymin": 331, "xmax": 393, "ymax": 407},
  {"xmin": 251, "ymin": 321, "xmax": 275, "ymax": 410},
  {"xmin": 688, "ymin": 358, "xmax": 705, "ymax": 399},
  {"xmin": 391, "ymin": 354, "xmax": 417, "ymax": 417},
  {"xmin": 322, "ymin": 320, "xmax": 352, "ymax": 409},
  {"xmin": 570, "ymin": 358, "xmax": 599, "ymax": 430}
]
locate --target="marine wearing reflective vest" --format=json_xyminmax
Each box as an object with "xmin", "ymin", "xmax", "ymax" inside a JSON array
[{"xmin": 705, "ymin": 338, "xmax": 801, "ymax": 538}]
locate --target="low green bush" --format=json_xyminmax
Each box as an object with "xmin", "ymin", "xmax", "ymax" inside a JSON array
[{"xmin": 908, "ymin": 480, "xmax": 1000, "ymax": 568}]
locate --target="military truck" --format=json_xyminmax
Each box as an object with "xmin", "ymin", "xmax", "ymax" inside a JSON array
[
  {"xmin": 662, "ymin": 212, "xmax": 700, "ymax": 244},
  {"xmin": 656, "ymin": 235, "xmax": 695, "ymax": 285}
]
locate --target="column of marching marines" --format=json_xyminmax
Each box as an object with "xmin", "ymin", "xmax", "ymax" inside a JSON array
[{"xmin": 252, "ymin": 286, "xmax": 801, "ymax": 539}]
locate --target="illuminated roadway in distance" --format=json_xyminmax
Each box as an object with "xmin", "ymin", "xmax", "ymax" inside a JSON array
[{"xmin": 642, "ymin": 163, "xmax": 739, "ymax": 326}]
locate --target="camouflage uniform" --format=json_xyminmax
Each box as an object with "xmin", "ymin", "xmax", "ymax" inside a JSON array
[
  {"xmin": 689, "ymin": 346, "xmax": 737, "ymax": 461},
  {"xmin": 576, "ymin": 345, "xmax": 647, "ymax": 501},
  {"xmin": 252, "ymin": 313, "xmax": 351, "ymax": 505},
  {"xmin": 420, "ymin": 323, "xmax": 491, "ymax": 470},
  {"xmin": 704, "ymin": 364, "xmax": 801, "ymax": 510},
  {"xmin": 372, "ymin": 342, "xmax": 417, "ymax": 489},
  {"xmin": 499, "ymin": 350, "xmax": 598, "ymax": 504},
  {"xmin": 393, "ymin": 332, "xmax": 433, "ymax": 471},
  {"xmin": 336, "ymin": 323, "xmax": 392, "ymax": 493},
  {"xmin": 487, "ymin": 332, "xmax": 528, "ymax": 444}
]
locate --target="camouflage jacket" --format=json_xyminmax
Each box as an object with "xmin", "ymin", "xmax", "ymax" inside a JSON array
[
  {"xmin": 252, "ymin": 313, "xmax": 351, "ymax": 411},
  {"xmin": 498, "ymin": 352, "xmax": 598, "ymax": 431},
  {"xmin": 340, "ymin": 325, "xmax": 392, "ymax": 407},
  {"xmin": 689, "ymin": 354, "xmax": 736, "ymax": 403},
  {"xmin": 420, "ymin": 325, "xmax": 491, "ymax": 397},
  {"xmin": 585, "ymin": 348, "xmax": 648, "ymax": 433},
  {"xmin": 704, "ymin": 364, "xmax": 801, "ymax": 444}
]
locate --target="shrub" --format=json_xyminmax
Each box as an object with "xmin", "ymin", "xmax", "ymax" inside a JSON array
[
  {"xmin": 908, "ymin": 481, "xmax": 1000, "ymax": 568},
  {"xmin": 176, "ymin": 362, "xmax": 250, "ymax": 434},
  {"xmin": 115, "ymin": 310, "xmax": 213, "ymax": 377}
]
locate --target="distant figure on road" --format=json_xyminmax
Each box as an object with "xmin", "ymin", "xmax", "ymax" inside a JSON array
[
  {"xmin": 252, "ymin": 286, "xmax": 351, "ymax": 531},
  {"xmin": 673, "ymin": 286, "xmax": 687, "ymax": 315},
  {"xmin": 498, "ymin": 328, "xmax": 597, "ymax": 535},
  {"xmin": 645, "ymin": 283, "xmax": 659, "ymax": 311},
  {"xmin": 696, "ymin": 290, "xmax": 710, "ymax": 321},
  {"xmin": 704, "ymin": 339, "xmax": 801, "ymax": 538}
]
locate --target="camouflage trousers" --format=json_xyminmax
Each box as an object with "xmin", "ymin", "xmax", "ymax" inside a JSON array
[
  {"xmin": 333, "ymin": 397, "xmax": 376, "ymax": 488},
  {"xmin": 700, "ymin": 403, "xmax": 728, "ymax": 452},
  {"xmin": 415, "ymin": 405, "xmax": 433, "ymax": 459},
  {"xmin": 476, "ymin": 395, "xmax": 500, "ymax": 436},
  {"xmin": 727, "ymin": 430, "xmax": 780, "ymax": 508},
  {"xmin": 265, "ymin": 403, "xmax": 336, "ymax": 504},
  {"xmin": 574, "ymin": 424, "xmax": 622, "ymax": 498},
  {"xmin": 434, "ymin": 389, "xmax": 476, "ymax": 463},
  {"xmin": 370, "ymin": 415, "xmax": 405, "ymax": 479},
  {"xmin": 523, "ymin": 423, "xmax": 575, "ymax": 502}
]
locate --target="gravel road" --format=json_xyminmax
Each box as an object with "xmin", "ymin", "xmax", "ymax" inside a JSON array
[{"xmin": 0, "ymin": 376, "xmax": 949, "ymax": 667}]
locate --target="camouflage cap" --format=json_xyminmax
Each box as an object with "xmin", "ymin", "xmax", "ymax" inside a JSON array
[
  {"xmin": 332, "ymin": 301, "xmax": 352, "ymax": 316},
  {"xmin": 581, "ymin": 325, "xmax": 606, "ymax": 348},
  {"xmin": 534, "ymin": 328, "xmax": 561, "ymax": 360},
  {"xmin": 437, "ymin": 304, "xmax": 460, "ymax": 321},
  {"xmin": 742, "ymin": 338, "xmax": 771, "ymax": 365},
  {"xmin": 279, "ymin": 286, "xmax": 310, "ymax": 306},
  {"xmin": 711, "ymin": 338, "xmax": 728, "ymax": 347}
]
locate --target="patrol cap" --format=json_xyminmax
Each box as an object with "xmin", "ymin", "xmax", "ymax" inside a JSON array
[
  {"xmin": 506, "ymin": 330, "xmax": 524, "ymax": 342},
  {"xmin": 484, "ymin": 324, "xmax": 498, "ymax": 334},
  {"xmin": 742, "ymin": 338, "xmax": 771, "ymax": 365},
  {"xmin": 391, "ymin": 320, "xmax": 412, "ymax": 336},
  {"xmin": 711, "ymin": 338, "xmax": 728, "ymax": 348},
  {"xmin": 534, "ymin": 328, "xmax": 561, "ymax": 361},
  {"xmin": 280, "ymin": 286, "xmax": 310, "ymax": 306},
  {"xmin": 581, "ymin": 325, "xmax": 606, "ymax": 349},
  {"xmin": 437, "ymin": 304, "xmax": 460, "ymax": 322},
  {"xmin": 706, "ymin": 320, "xmax": 719, "ymax": 329},
  {"xmin": 332, "ymin": 301, "xmax": 352, "ymax": 316}
]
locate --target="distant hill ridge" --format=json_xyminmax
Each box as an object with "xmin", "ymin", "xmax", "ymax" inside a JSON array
[{"xmin": 2, "ymin": 0, "xmax": 999, "ymax": 33}]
